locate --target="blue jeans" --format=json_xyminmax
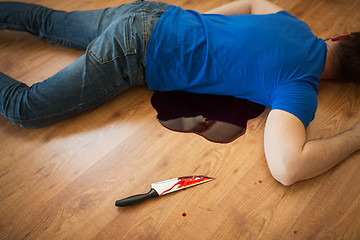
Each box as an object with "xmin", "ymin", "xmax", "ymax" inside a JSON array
[{"xmin": 0, "ymin": 0, "xmax": 170, "ymax": 128}]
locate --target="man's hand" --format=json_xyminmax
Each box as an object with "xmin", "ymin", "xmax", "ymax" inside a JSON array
[
  {"xmin": 205, "ymin": 0, "xmax": 283, "ymax": 15},
  {"xmin": 350, "ymin": 121, "xmax": 360, "ymax": 136},
  {"xmin": 264, "ymin": 110, "xmax": 360, "ymax": 186}
]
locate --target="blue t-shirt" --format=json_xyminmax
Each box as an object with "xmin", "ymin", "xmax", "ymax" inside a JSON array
[{"xmin": 145, "ymin": 5, "xmax": 327, "ymax": 127}]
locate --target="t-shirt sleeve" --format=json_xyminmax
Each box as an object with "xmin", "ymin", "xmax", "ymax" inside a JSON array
[
  {"xmin": 270, "ymin": 81, "xmax": 318, "ymax": 128},
  {"xmin": 277, "ymin": 10, "xmax": 295, "ymax": 17}
]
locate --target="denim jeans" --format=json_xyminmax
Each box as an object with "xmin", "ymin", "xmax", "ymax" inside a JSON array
[{"xmin": 0, "ymin": 0, "xmax": 170, "ymax": 128}]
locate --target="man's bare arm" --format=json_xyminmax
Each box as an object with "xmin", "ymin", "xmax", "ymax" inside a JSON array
[
  {"xmin": 264, "ymin": 109, "xmax": 360, "ymax": 186},
  {"xmin": 205, "ymin": 0, "xmax": 283, "ymax": 15}
]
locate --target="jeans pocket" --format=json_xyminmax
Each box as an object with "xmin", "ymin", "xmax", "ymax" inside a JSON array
[{"xmin": 88, "ymin": 15, "xmax": 137, "ymax": 64}]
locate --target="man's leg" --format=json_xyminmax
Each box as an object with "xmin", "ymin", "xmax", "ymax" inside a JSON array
[
  {"xmin": 0, "ymin": 2, "xmax": 119, "ymax": 50},
  {"xmin": 0, "ymin": 1, "xmax": 169, "ymax": 128},
  {"xmin": 0, "ymin": 48, "xmax": 143, "ymax": 128}
]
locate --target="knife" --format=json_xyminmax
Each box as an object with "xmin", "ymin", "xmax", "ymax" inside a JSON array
[{"xmin": 115, "ymin": 175, "xmax": 215, "ymax": 207}]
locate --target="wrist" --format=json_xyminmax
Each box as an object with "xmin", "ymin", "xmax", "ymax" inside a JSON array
[{"xmin": 346, "ymin": 127, "xmax": 360, "ymax": 149}]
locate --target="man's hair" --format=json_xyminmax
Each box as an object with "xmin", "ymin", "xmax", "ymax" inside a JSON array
[{"xmin": 332, "ymin": 32, "xmax": 360, "ymax": 83}]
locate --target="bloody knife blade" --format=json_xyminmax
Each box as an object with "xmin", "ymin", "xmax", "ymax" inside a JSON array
[{"xmin": 115, "ymin": 175, "xmax": 215, "ymax": 207}]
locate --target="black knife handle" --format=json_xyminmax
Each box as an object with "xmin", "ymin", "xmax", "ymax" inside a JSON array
[{"xmin": 115, "ymin": 188, "xmax": 159, "ymax": 207}]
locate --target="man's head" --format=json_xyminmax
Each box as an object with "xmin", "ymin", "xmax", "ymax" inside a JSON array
[{"xmin": 327, "ymin": 32, "xmax": 360, "ymax": 83}]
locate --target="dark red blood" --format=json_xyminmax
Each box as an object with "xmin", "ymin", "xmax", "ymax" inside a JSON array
[{"xmin": 151, "ymin": 91, "xmax": 265, "ymax": 143}]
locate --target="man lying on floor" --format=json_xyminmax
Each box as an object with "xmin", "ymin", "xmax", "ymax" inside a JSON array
[{"xmin": 0, "ymin": 0, "xmax": 359, "ymax": 186}]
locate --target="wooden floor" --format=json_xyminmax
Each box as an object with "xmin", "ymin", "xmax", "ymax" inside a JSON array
[{"xmin": 1, "ymin": 0, "xmax": 360, "ymax": 239}]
